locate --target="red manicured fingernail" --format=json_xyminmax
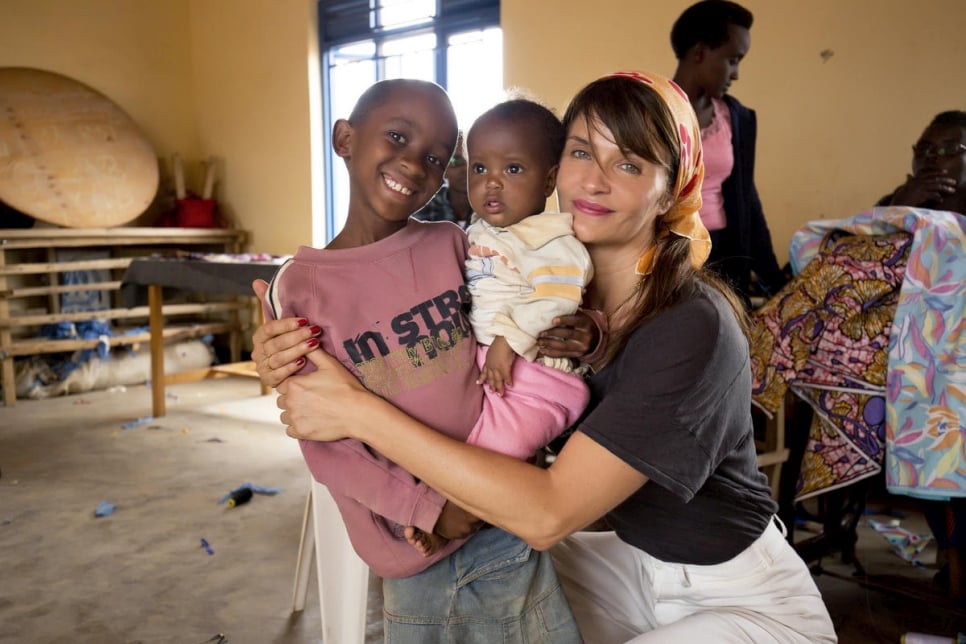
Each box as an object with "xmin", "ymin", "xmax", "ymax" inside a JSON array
[
  {"xmin": 297, "ymin": 319, "xmax": 309, "ymax": 327},
  {"xmin": 306, "ymin": 338, "xmax": 319, "ymax": 348},
  {"xmin": 296, "ymin": 357, "xmax": 306, "ymax": 367},
  {"xmin": 309, "ymin": 325, "xmax": 322, "ymax": 335}
]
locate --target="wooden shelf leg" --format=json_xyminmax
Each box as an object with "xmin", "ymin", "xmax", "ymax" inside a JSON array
[
  {"xmin": 0, "ymin": 247, "xmax": 14, "ymax": 407},
  {"xmin": 1, "ymin": 342, "xmax": 14, "ymax": 407},
  {"xmin": 148, "ymin": 284, "xmax": 166, "ymax": 417},
  {"xmin": 229, "ymin": 296, "xmax": 242, "ymax": 364}
]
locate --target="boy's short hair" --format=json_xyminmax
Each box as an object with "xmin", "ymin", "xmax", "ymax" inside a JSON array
[
  {"xmin": 670, "ymin": 0, "xmax": 754, "ymax": 59},
  {"xmin": 472, "ymin": 99, "xmax": 566, "ymax": 168},
  {"xmin": 348, "ymin": 78, "xmax": 452, "ymax": 126},
  {"xmin": 931, "ymin": 110, "xmax": 966, "ymax": 130}
]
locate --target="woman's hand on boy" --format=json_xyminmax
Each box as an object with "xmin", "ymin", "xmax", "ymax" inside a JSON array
[
  {"xmin": 275, "ymin": 347, "xmax": 368, "ymax": 442},
  {"xmin": 251, "ymin": 279, "xmax": 322, "ymax": 388}
]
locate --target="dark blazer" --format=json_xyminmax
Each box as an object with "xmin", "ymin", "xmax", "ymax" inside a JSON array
[{"xmin": 708, "ymin": 95, "xmax": 786, "ymax": 301}]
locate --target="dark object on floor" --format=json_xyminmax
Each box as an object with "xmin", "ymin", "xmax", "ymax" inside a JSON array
[
  {"xmin": 227, "ymin": 487, "xmax": 253, "ymax": 508},
  {"xmin": 216, "ymin": 482, "xmax": 284, "ymax": 505},
  {"xmin": 200, "ymin": 632, "xmax": 228, "ymax": 643}
]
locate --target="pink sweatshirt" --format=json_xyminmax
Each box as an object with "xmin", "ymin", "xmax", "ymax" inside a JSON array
[{"xmin": 265, "ymin": 221, "xmax": 483, "ymax": 577}]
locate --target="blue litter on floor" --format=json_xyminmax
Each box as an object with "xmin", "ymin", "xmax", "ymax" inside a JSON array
[{"xmin": 94, "ymin": 501, "xmax": 116, "ymax": 517}]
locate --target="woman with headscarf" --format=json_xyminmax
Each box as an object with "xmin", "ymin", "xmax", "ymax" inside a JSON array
[{"xmin": 252, "ymin": 71, "xmax": 837, "ymax": 642}]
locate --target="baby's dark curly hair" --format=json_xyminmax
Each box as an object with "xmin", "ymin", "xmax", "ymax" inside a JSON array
[{"xmin": 470, "ymin": 99, "xmax": 565, "ymax": 168}]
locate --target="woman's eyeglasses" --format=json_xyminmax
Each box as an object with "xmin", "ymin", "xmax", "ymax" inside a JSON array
[{"xmin": 912, "ymin": 142, "xmax": 966, "ymax": 158}]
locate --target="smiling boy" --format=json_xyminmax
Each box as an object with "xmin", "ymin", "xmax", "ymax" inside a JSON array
[{"xmin": 261, "ymin": 79, "xmax": 581, "ymax": 642}]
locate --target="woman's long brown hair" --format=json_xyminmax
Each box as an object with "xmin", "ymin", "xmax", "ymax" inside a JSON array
[{"xmin": 563, "ymin": 76, "xmax": 749, "ymax": 369}]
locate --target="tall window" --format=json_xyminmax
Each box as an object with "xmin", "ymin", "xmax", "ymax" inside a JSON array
[{"xmin": 319, "ymin": 0, "xmax": 503, "ymax": 238}]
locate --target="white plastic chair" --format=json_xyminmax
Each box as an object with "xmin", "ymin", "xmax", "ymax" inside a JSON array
[{"xmin": 292, "ymin": 478, "xmax": 374, "ymax": 642}]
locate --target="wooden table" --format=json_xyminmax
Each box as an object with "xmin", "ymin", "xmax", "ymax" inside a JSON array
[{"xmin": 121, "ymin": 256, "xmax": 281, "ymax": 417}]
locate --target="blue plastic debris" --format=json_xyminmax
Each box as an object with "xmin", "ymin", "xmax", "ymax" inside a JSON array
[
  {"xmin": 216, "ymin": 482, "xmax": 283, "ymax": 504},
  {"xmin": 121, "ymin": 416, "xmax": 154, "ymax": 430},
  {"xmin": 94, "ymin": 501, "xmax": 116, "ymax": 518},
  {"xmin": 38, "ymin": 320, "xmax": 113, "ymax": 362},
  {"xmin": 200, "ymin": 538, "xmax": 215, "ymax": 555}
]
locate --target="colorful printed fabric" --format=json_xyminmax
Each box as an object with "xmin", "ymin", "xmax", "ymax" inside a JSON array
[
  {"xmin": 751, "ymin": 231, "xmax": 909, "ymax": 500},
  {"xmin": 781, "ymin": 207, "xmax": 966, "ymax": 500},
  {"xmin": 868, "ymin": 519, "xmax": 932, "ymax": 568}
]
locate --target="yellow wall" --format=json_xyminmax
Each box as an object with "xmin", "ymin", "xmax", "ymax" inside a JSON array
[
  {"xmin": 503, "ymin": 0, "xmax": 966, "ymax": 263},
  {"xmin": 0, "ymin": 0, "xmax": 318, "ymax": 253},
  {"xmin": 0, "ymin": 0, "xmax": 198, "ymax": 163},
  {"xmin": 2, "ymin": 1, "xmax": 964, "ymax": 261},
  {"xmin": 187, "ymin": 0, "xmax": 320, "ymax": 252}
]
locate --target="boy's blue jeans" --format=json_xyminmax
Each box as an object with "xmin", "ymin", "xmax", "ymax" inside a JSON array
[{"xmin": 382, "ymin": 526, "xmax": 582, "ymax": 643}]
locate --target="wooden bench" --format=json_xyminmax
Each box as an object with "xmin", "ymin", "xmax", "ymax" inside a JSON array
[{"xmin": 0, "ymin": 227, "xmax": 248, "ymax": 407}]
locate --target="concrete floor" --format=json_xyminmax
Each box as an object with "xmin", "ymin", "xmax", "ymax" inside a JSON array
[
  {"xmin": 0, "ymin": 378, "xmax": 321, "ymax": 644},
  {"xmin": 802, "ymin": 498, "xmax": 966, "ymax": 642},
  {"xmin": 1, "ymin": 377, "xmax": 965, "ymax": 643}
]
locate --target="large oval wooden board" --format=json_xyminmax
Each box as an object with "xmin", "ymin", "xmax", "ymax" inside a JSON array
[{"xmin": 0, "ymin": 67, "xmax": 159, "ymax": 228}]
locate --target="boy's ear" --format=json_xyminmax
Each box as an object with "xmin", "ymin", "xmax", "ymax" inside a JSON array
[
  {"xmin": 691, "ymin": 43, "xmax": 707, "ymax": 65},
  {"xmin": 543, "ymin": 164, "xmax": 559, "ymax": 198},
  {"xmin": 332, "ymin": 119, "xmax": 353, "ymax": 159}
]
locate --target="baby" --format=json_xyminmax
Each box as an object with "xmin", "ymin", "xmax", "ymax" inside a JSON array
[{"xmin": 407, "ymin": 98, "xmax": 593, "ymax": 556}]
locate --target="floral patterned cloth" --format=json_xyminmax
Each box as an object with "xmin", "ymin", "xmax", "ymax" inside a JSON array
[
  {"xmin": 751, "ymin": 231, "xmax": 908, "ymax": 500},
  {"xmin": 754, "ymin": 207, "xmax": 966, "ymax": 501}
]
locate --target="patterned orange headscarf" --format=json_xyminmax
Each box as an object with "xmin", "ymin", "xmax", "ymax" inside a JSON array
[{"xmin": 606, "ymin": 71, "xmax": 711, "ymax": 275}]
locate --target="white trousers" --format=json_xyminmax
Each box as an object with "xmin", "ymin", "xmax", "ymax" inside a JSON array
[{"xmin": 551, "ymin": 521, "xmax": 837, "ymax": 643}]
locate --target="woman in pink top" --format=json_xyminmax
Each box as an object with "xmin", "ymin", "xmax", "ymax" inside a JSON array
[
  {"xmin": 697, "ymin": 97, "xmax": 732, "ymax": 232},
  {"xmin": 671, "ymin": 0, "xmax": 786, "ymax": 304}
]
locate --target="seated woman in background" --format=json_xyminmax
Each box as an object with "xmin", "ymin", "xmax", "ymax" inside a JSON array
[
  {"xmin": 751, "ymin": 109, "xmax": 966, "ymax": 605},
  {"xmin": 877, "ymin": 110, "xmax": 966, "ymax": 214},
  {"xmin": 881, "ymin": 109, "xmax": 966, "ymax": 604}
]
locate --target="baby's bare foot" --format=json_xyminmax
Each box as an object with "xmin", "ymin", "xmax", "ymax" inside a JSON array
[{"xmin": 404, "ymin": 525, "xmax": 448, "ymax": 557}]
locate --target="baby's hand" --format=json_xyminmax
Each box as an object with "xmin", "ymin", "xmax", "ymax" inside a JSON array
[
  {"xmin": 478, "ymin": 337, "xmax": 515, "ymax": 396},
  {"xmin": 539, "ymin": 311, "xmax": 599, "ymax": 359}
]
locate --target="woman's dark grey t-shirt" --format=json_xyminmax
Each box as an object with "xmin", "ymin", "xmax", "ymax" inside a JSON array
[{"xmin": 579, "ymin": 282, "xmax": 777, "ymax": 565}]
